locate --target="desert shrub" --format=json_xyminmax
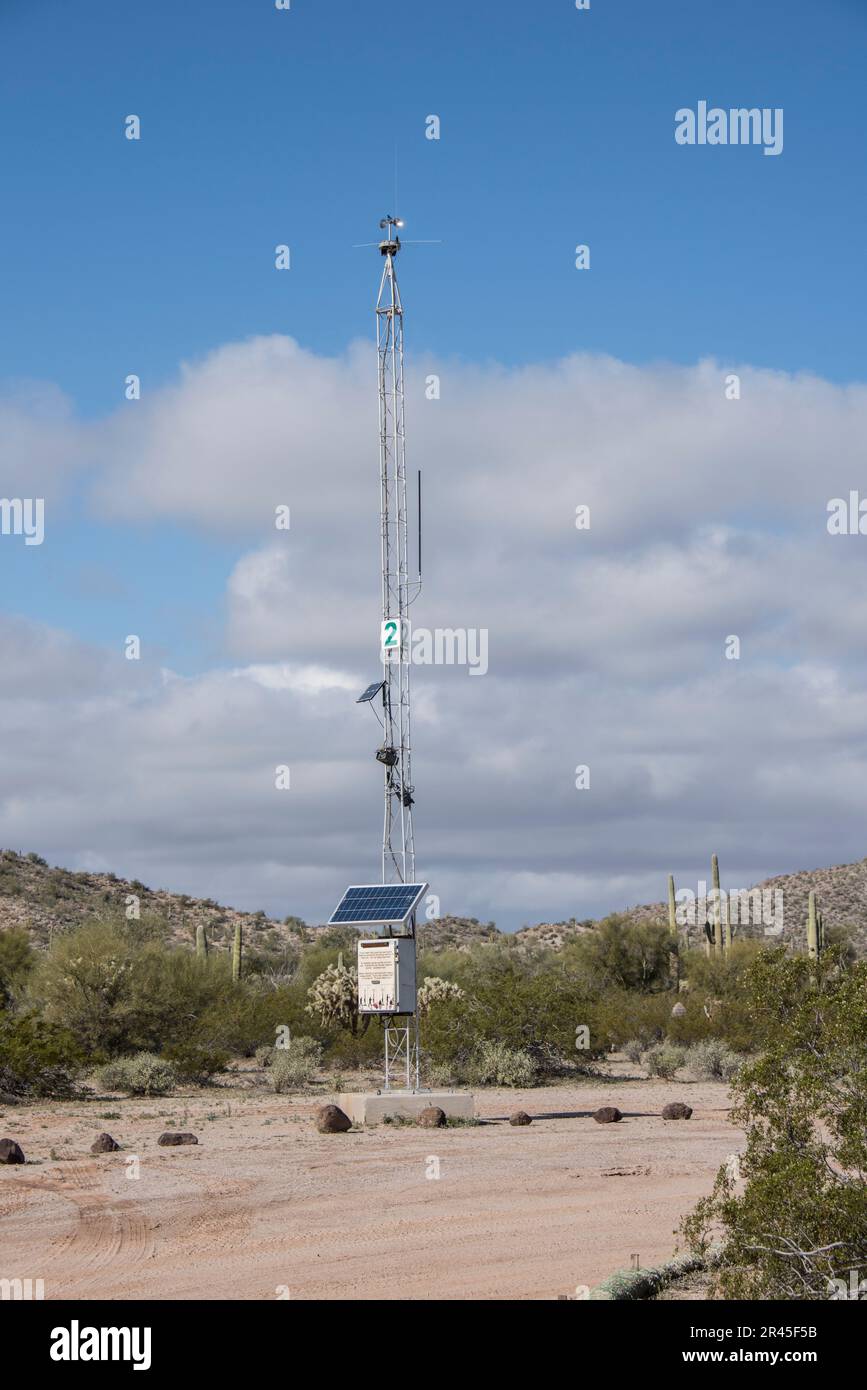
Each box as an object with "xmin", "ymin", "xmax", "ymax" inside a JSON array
[
  {"xmin": 270, "ymin": 1037, "xmax": 323, "ymax": 1092},
  {"xmin": 192, "ymin": 990, "xmax": 278, "ymax": 1058},
  {"xmin": 0, "ymin": 928, "xmax": 35, "ymax": 1008},
  {"xmin": 318, "ymin": 1017, "xmax": 386, "ymax": 1070},
  {"xmin": 0, "ymin": 1011, "xmax": 83, "ymax": 1098},
  {"xmin": 623, "ymin": 1038, "xmax": 644, "ymax": 1064},
  {"xmin": 588, "ymin": 988, "xmax": 673, "ymax": 1051},
  {"xmin": 98, "ymin": 1052, "xmax": 177, "ymax": 1096},
  {"xmin": 32, "ymin": 921, "xmax": 139, "ymax": 1055},
  {"xmin": 31, "ymin": 920, "xmax": 284, "ymax": 1062},
  {"xmin": 668, "ymin": 943, "xmax": 772, "ymax": 1050},
  {"xmin": 686, "ymin": 1038, "xmax": 741, "ymax": 1082},
  {"xmin": 467, "ymin": 1039, "xmax": 538, "ymax": 1088},
  {"xmin": 563, "ymin": 915, "xmax": 675, "ymax": 993},
  {"xmin": 162, "ymin": 1039, "xmax": 228, "ymax": 1084},
  {"xmin": 255, "ymin": 1044, "xmax": 275, "ymax": 1068},
  {"xmin": 644, "ymin": 1042, "xmax": 686, "ymax": 1079},
  {"xmin": 457, "ymin": 953, "xmax": 600, "ymax": 1065},
  {"xmin": 425, "ymin": 1060, "xmax": 456, "ymax": 1089},
  {"xmin": 683, "ymin": 948, "xmax": 867, "ymax": 1299}
]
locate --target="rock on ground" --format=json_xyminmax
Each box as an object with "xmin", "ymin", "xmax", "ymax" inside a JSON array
[
  {"xmin": 593, "ymin": 1106, "xmax": 622, "ymax": 1124},
  {"xmin": 662, "ymin": 1102, "xmax": 693, "ymax": 1120},
  {"xmin": 91, "ymin": 1132, "xmax": 120, "ymax": 1153},
  {"xmin": 315, "ymin": 1105, "xmax": 352, "ymax": 1134},
  {"xmin": 418, "ymin": 1106, "xmax": 447, "ymax": 1128}
]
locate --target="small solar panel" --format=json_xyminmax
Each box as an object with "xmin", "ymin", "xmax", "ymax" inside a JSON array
[
  {"xmin": 329, "ymin": 882, "xmax": 428, "ymax": 926},
  {"xmin": 357, "ymin": 681, "xmax": 386, "ymax": 704}
]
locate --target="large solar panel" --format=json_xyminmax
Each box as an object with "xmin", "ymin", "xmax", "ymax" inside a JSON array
[{"xmin": 329, "ymin": 882, "xmax": 428, "ymax": 926}]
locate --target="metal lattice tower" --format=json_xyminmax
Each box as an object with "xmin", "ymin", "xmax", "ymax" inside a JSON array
[{"xmin": 376, "ymin": 215, "xmax": 419, "ymax": 887}]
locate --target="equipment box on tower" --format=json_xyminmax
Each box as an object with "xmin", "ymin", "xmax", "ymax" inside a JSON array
[{"xmin": 358, "ymin": 937, "xmax": 416, "ymax": 1015}]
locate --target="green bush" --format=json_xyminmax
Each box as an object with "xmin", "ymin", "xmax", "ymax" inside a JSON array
[
  {"xmin": 644, "ymin": 1042, "xmax": 686, "ymax": 1079},
  {"xmin": 424, "ymin": 1060, "xmax": 456, "ymax": 1088},
  {"xmin": 32, "ymin": 920, "xmax": 138, "ymax": 1055},
  {"xmin": 31, "ymin": 919, "xmax": 290, "ymax": 1062},
  {"xmin": 0, "ymin": 928, "xmax": 35, "ymax": 1009},
  {"xmin": 468, "ymin": 1039, "xmax": 538, "ymax": 1087},
  {"xmin": 98, "ymin": 1052, "xmax": 177, "ymax": 1096},
  {"xmin": 270, "ymin": 1037, "xmax": 323, "ymax": 1092},
  {"xmin": 162, "ymin": 1039, "xmax": 228, "ymax": 1084},
  {"xmin": 0, "ymin": 1011, "xmax": 83, "ymax": 1098},
  {"xmin": 683, "ymin": 948, "xmax": 867, "ymax": 1299},
  {"xmin": 588, "ymin": 989, "xmax": 673, "ymax": 1051},
  {"xmin": 623, "ymin": 1038, "xmax": 644, "ymax": 1064},
  {"xmin": 563, "ymin": 915, "xmax": 675, "ymax": 993},
  {"xmin": 686, "ymin": 1038, "xmax": 741, "ymax": 1082}
]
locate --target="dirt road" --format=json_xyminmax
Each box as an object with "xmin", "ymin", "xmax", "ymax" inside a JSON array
[{"xmin": 0, "ymin": 1074, "xmax": 739, "ymax": 1300}]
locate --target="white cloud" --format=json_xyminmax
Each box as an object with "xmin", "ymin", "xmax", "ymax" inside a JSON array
[{"xmin": 4, "ymin": 336, "xmax": 867, "ymax": 926}]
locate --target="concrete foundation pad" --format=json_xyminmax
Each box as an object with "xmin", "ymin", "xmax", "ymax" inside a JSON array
[{"xmin": 337, "ymin": 1090, "xmax": 476, "ymax": 1126}]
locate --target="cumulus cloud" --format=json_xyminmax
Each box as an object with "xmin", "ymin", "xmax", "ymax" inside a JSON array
[{"xmin": 4, "ymin": 336, "xmax": 867, "ymax": 926}]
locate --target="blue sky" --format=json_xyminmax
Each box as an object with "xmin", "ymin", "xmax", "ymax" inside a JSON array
[
  {"xmin": 2, "ymin": 0, "xmax": 867, "ymax": 925},
  {"xmin": 2, "ymin": 0, "xmax": 866, "ymax": 413},
  {"xmin": 4, "ymin": 0, "xmax": 866, "ymax": 660}
]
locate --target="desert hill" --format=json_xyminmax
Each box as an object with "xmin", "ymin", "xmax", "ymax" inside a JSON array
[{"xmin": 1, "ymin": 846, "xmax": 864, "ymax": 957}]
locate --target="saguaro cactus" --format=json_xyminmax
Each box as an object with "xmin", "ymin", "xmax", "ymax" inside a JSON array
[
  {"xmin": 232, "ymin": 922, "xmax": 243, "ymax": 982},
  {"xmin": 195, "ymin": 923, "xmax": 208, "ymax": 959},
  {"xmin": 668, "ymin": 874, "xmax": 680, "ymax": 985},
  {"xmin": 711, "ymin": 854, "xmax": 723, "ymax": 953},
  {"xmin": 807, "ymin": 891, "xmax": 820, "ymax": 961}
]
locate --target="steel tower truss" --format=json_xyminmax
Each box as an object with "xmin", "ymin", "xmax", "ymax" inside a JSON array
[{"xmin": 376, "ymin": 217, "xmax": 418, "ymax": 888}]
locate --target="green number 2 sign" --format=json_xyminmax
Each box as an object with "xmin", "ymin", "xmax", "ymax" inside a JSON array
[{"xmin": 381, "ymin": 618, "xmax": 400, "ymax": 654}]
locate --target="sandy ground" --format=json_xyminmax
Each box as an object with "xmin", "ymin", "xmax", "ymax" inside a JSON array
[{"xmin": 0, "ymin": 1068, "xmax": 739, "ymax": 1300}]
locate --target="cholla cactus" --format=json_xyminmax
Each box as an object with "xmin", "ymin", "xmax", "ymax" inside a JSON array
[
  {"xmin": 306, "ymin": 961, "xmax": 369, "ymax": 1036},
  {"xmin": 417, "ymin": 976, "xmax": 464, "ymax": 1013}
]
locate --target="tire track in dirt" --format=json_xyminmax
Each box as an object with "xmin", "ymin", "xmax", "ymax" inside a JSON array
[
  {"xmin": 8, "ymin": 1163, "xmax": 155, "ymax": 1297},
  {"xmin": 165, "ymin": 1176, "xmax": 257, "ymax": 1260}
]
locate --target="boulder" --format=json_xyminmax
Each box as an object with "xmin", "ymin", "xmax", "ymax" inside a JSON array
[
  {"xmin": 157, "ymin": 1132, "xmax": 198, "ymax": 1147},
  {"xmin": 417, "ymin": 1106, "xmax": 447, "ymax": 1128},
  {"xmin": 662, "ymin": 1101, "xmax": 693, "ymax": 1120},
  {"xmin": 509, "ymin": 1111, "xmax": 532, "ymax": 1126},
  {"xmin": 315, "ymin": 1104, "xmax": 352, "ymax": 1134},
  {"xmin": 592, "ymin": 1106, "xmax": 622, "ymax": 1124},
  {"xmin": 0, "ymin": 1138, "xmax": 25, "ymax": 1164},
  {"xmin": 90, "ymin": 1132, "xmax": 120, "ymax": 1153}
]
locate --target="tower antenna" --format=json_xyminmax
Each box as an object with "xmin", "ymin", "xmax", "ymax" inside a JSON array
[
  {"xmin": 328, "ymin": 217, "xmax": 430, "ymax": 1095},
  {"xmin": 376, "ymin": 215, "xmax": 419, "ymax": 885}
]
